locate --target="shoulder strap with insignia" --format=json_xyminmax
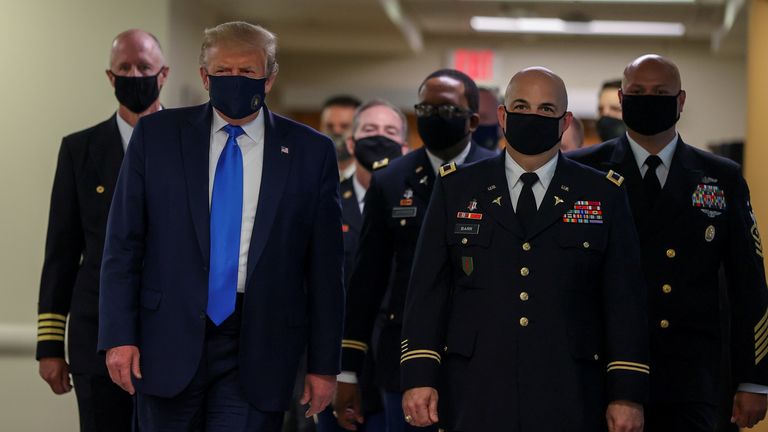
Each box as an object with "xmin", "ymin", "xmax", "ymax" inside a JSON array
[
  {"xmin": 372, "ymin": 158, "xmax": 390, "ymax": 171},
  {"xmin": 606, "ymin": 170, "xmax": 624, "ymax": 187},
  {"xmin": 439, "ymin": 162, "xmax": 457, "ymax": 177}
]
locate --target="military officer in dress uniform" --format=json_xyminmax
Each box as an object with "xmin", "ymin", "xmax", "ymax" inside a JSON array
[
  {"xmin": 36, "ymin": 29, "xmax": 168, "ymax": 432},
  {"xmin": 569, "ymin": 54, "xmax": 768, "ymax": 431},
  {"xmin": 401, "ymin": 67, "xmax": 649, "ymax": 432},
  {"xmin": 334, "ymin": 69, "xmax": 495, "ymax": 432},
  {"xmin": 318, "ymin": 99, "xmax": 408, "ymax": 432}
]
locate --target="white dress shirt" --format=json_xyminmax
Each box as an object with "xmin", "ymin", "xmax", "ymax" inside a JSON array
[
  {"xmin": 425, "ymin": 142, "xmax": 472, "ymax": 175},
  {"xmin": 115, "ymin": 112, "xmax": 134, "ymax": 152},
  {"xmin": 626, "ymin": 132, "xmax": 678, "ymax": 187},
  {"xmin": 504, "ymin": 151, "xmax": 559, "ymax": 211},
  {"xmin": 209, "ymin": 110, "xmax": 265, "ymax": 294},
  {"xmin": 352, "ymin": 175, "xmax": 367, "ymax": 214},
  {"xmin": 340, "ymin": 163, "xmax": 356, "ymax": 182}
]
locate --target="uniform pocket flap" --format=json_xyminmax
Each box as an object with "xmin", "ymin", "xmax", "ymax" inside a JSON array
[
  {"xmin": 139, "ymin": 289, "xmax": 162, "ymax": 310},
  {"xmin": 445, "ymin": 328, "xmax": 478, "ymax": 358}
]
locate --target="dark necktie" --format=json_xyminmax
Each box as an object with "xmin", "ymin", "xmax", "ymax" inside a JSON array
[
  {"xmin": 517, "ymin": 172, "xmax": 539, "ymax": 236},
  {"xmin": 642, "ymin": 155, "xmax": 662, "ymax": 205},
  {"xmin": 208, "ymin": 124, "xmax": 245, "ymax": 325}
]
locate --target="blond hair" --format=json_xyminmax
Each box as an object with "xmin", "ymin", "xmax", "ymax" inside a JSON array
[{"xmin": 199, "ymin": 21, "xmax": 279, "ymax": 76}]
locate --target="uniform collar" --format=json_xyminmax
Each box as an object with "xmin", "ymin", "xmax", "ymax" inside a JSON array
[
  {"xmin": 626, "ymin": 131, "xmax": 678, "ymax": 171},
  {"xmin": 425, "ymin": 141, "xmax": 472, "ymax": 175},
  {"xmin": 504, "ymin": 150, "xmax": 559, "ymax": 191}
]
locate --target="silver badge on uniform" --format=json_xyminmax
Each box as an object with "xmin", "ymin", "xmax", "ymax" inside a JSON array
[{"xmin": 705, "ymin": 225, "xmax": 716, "ymax": 242}]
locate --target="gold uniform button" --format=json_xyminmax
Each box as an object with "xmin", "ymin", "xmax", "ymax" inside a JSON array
[
  {"xmin": 583, "ymin": 241, "xmax": 590, "ymax": 249},
  {"xmin": 519, "ymin": 317, "xmax": 529, "ymax": 327},
  {"xmin": 520, "ymin": 292, "xmax": 529, "ymax": 301},
  {"xmin": 444, "ymin": 346, "xmax": 448, "ymax": 352},
  {"xmin": 96, "ymin": 185, "xmax": 105, "ymax": 194},
  {"xmin": 400, "ymin": 219, "xmax": 406, "ymax": 226},
  {"xmin": 662, "ymin": 284, "xmax": 672, "ymax": 294},
  {"xmin": 660, "ymin": 319, "xmax": 670, "ymax": 329},
  {"xmin": 666, "ymin": 248, "xmax": 676, "ymax": 258},
  {"xmin": 389, "ymin": 314, "xmax": 395, "ymax": 320},
  {"xmin": 593, "ymin": 354, "xmax": 600, "ymax": 361},
  {"xmin": 520, "ymin": 267, "xmax": 530, "ymax": 277},
  {"xmin": 522, "ymin": 242, "xmax": 531, "ymax": 251},
  {"xmin": 461, "ymin": 238, "xmax": 468, "ymax": 245}
]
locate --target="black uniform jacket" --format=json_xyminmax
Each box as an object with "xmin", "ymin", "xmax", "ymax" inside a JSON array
[
  {"xmin": 401, "ymin": 152, "xmax": 650, "ymax": 432},
  {"xmin": 36, "ymin": 114, "xmax": 123, "ymax": 375},
  {"xmin": 341, "ymin": 144, "xmax": 495, "ymax": 391},
  {"xmin": 569, "ymin": 135, "xmax": 768, "ymax": 406}
]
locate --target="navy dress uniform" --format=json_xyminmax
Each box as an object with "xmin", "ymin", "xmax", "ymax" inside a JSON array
[
  {"xmin": 569, "ymin": 135, "xmax": 768, "ymax": 430},
  {"xmin": 341, "ymin": 144, "xmax": 494, "ymax": 404},
  {"xmin": 36, "ymin": 114, "xmax": 132, "ymax": 431},
  {"xmin": 400, "ymin": 152, "xmax": 650, "ymax": 432}
]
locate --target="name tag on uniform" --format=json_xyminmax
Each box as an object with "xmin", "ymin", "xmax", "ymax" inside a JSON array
[
  {"xmin": 454, "ymin": 223, "xmax": 480, "ymax": 235},
  {"xmin": 392, "ymin": 207, "xmax": 418, "ymax": 218}
]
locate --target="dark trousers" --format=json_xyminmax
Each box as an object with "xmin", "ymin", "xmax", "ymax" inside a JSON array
[
  {"xmin": 645, "ymin": 402, "xmax": 718, "ymax": 432},
  {"xmin": 315, "ymin": 406, "xmax": 385, "ymax": 432},
  {"xmin": 72, "ymin": 373, "xmax": 133, "ymax": 432},
  {"xmin": 137, "ymin": 295, "xmax": 283, "ymax": 431}
]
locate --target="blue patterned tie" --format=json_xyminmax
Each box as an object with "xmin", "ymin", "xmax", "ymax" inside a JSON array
[{"xmin": 208, "ymin": 124, "xmax": 244, "ymax": 325}]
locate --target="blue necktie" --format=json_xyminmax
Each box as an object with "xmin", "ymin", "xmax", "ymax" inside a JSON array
[{"xmin": 208, "ymin": 124, "xmax": 245, "ymax": 325}]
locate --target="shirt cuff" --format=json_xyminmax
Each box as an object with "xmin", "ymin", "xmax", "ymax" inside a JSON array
[
  {"xmin": 337, "ymin": 371, "xmax": 358, "ymax": 384},
  {"xmin": 737, "ymin": 383, "xmax": 768, "ymax": 394}
]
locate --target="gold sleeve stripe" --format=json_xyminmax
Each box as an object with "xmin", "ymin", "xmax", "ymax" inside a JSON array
[
  {"xmin": 756, "ymin": 315, "xmax": 768, "ymax": 339},
  {"xmin": 755, "ymin": 308, "xmax": 768, "ymax": 333},
  {"xmin": 401, "ymin": 339, "xmax": 409, "ymax": 346},
  {"xmin": 756, "ymin": 334, "xmax": 768, "ymax": 355},
  {"xmin": 341, "ymin": 340, "xmax": 369, "ymax": 352},
  {"xmin": 38, "ymin": 313, "xmax": 66, "ymax": 321},
  {"xmin": 38, "ymin": 321, "xmax": 66, "ymax": 329},
  {"xmin": 606, "ymin": 361, "xmax": 650, "ymax": 371},
  {"xmin": 400, "ymin": 353, "xmax": 442, "ymax": 364},
  {"xmin": 37, "ymin": 328, "xmax": 65, "ymax": 335},
  {"xmin": 400, "ymin": 349, "xmax": 441, "ymax": 361},
  {"xmin": 756, "ymin": 341, "xmax": 768, "ymax": 362},
  {"xmin": 607, "ymin": 365, "xmax": 650, "ymax": 374},
  {"xmin": 756, "ymin": 322, "xmax": 768, "ymax": 346},
  {"xmin": 37, "ymin": 335, "xmax": 65, "ymax": 342},
  {"xmin": 757, "ymin": 347, "xmax": 768, "ymax": 365}
]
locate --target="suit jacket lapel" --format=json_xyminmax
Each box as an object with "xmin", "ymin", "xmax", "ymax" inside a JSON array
[
  {"xmin": 404, "ymin": 149, "xmax": 434, "ymax": 201},
  {"xmin": 476, "ymin": 152, "xmax": 524, "ymax": 239},
  {"xmin": 246, "ymin": 107, "xmax": 291, "ymax": 283},
  {"xmin": 180, "ymin": 104, "xmax": 213, "ymax": 265},
  {"xmin": 90, "ymin": 113, "xmax": 124, "ymax": 203}
]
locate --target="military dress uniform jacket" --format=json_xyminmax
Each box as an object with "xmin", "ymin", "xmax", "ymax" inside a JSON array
[
  {"xmin": 341, "ymin": 177, "xmax": 363, "ymax": 288},
  {"xmin": 341, "ymin": 144, "xmax": 495, "ymax": 392},
  {"xmin": 400, "ymin": 153, "xmax": 650, "ymax": 432},
  {"xmin": 36, "ymin": 114, "xmax": 123, "ymax": 376},
  {"xmin": 568, "ymin": 135, "xmax": 768, "ymax": 407}
]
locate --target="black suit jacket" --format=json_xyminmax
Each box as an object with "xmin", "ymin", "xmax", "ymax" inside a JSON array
[
  {"xmin": 569, "ymin": 135, "xmax": 768, "ymax": 406},
  {"xmin": 36, "ymin": 114, "xmax": 123, "ymax": 376},
  {"xmin": 401, "ymin": 153, "xmax": 650, "ymax": 431},
  {"xmin": 341, "ymin": 144, "xmax": 495, "ymax": 392}
]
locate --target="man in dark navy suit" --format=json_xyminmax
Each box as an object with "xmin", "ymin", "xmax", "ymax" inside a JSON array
[
  {"xmin": 36, "ymin": 29, "xmax": 168, "ymax": 432},
  {"xmin": 401, "ymin": 67, "xmax": 649, "ymax": 432},
  {"xmin": 98, "ymin": 21, "xmax": 344, "ymax": 431},
  {"xmin": 317, "ymin": 100, "xmax": 407, "ymax": 432},
  {"xmin": 334, "ymin": 69, "xmax": 495, "ymax": 432},
  {"xmin": 569, "ymin": 54, "xmax": 768, "ymax": 431}
]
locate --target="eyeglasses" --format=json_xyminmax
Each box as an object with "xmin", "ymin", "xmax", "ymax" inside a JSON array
[{"xmin": 414, "ymin": 103, "xmax": 472, "ymax": 120}]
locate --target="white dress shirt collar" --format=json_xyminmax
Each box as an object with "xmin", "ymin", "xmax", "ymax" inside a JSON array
[
  {"xmin": 211, "ymin": 109, "xmax": 264, "ymax": 143},
  {"xmin": 626, "ymin": 132, "xmax": 678, "ymax": 187},
  {"xmin": 505, "ymin": 151, "xmax": 559, "ymax": 210},
  {"xmin": 115, "ymin": 112, "xmax": 133, "ymax": 152},
  {"xmin": 425, "ymin": 142, "xmax": 472, "ymax": 175},
  {"xmin": 352, "ymin": 175, "xmax": 367, "ymax": 214}
]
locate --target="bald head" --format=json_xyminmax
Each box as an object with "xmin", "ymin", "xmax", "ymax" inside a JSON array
[
  {"xmin": 622, "ymin": 54, "xmax": 681, "ymax": 95},
  {"xmin": 109, "ymin": 29, "xmax": 165, "ymax": 73},
  {"xmin": 504, "ymin": 67, "xmax": 568, "ymax": 116}
]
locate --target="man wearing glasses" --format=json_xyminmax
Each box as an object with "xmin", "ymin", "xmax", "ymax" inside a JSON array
[{"xmin": 334, "ymin": 69, "xmax": 494, "ymax": 431}]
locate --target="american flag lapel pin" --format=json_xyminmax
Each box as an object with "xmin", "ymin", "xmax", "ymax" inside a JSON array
[{"xmin": 281, "ymin": 146, "xmax": 289, "ymax": 155}]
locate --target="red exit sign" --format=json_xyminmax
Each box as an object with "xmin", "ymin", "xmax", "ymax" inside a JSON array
[{"xmin": 452, "ymin": 49, "xmax": 495, "ymax": 82}]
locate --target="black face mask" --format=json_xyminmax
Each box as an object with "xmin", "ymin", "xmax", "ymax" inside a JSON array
[
  {"xmin": 503, "ymin": 110, "xmax": 565, "ymax": 155},
  {"xmin": 112, "ymin": 71, "xmax": 162, "ymax": 114},
  {"xmin": 208, "ymin": 75, "xmax": 266, "ymax": 120},
  {"xmin": 473, "ymin": 124, "xmax": 501, "ymax": 151},
  {"xmin": 353, "ymin": 135, "xmax": 403, "ymax": 172},
  {"xmin": 621, "ymin": 92, "xmax": 681, "ymax": 136},
  {"xmin": 596, "ymin": 116, "xmax": 626, "ymax": 142},
  {"xmin": 417, "ymin": 115, "xmax": 470, "ymax": 152}
]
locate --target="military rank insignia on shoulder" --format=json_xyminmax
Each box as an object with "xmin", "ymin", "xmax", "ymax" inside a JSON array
[
  {"xmin": 372, "ymin": 158, "xmax": 390, "ymax": 171},
  {"xmin": 439, "ymin": 162, "xmax": 457, "ymax": 177},
  {"xmin": 606, "ymin": 170, "xmax": 624, "ymax": 187}
]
